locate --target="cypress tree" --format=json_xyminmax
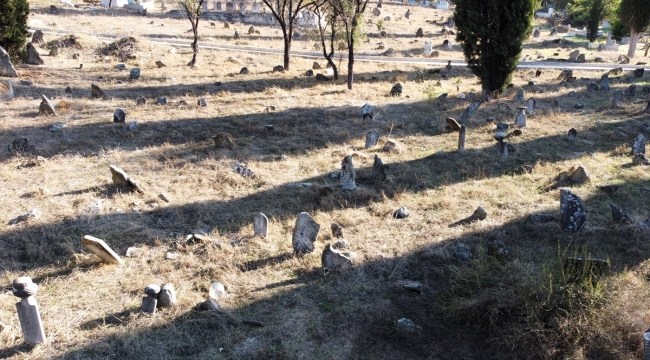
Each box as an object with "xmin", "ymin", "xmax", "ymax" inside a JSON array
[
  {"xmin": 619, "ymin": 0, "xmax": 650, "ymax": 58},
  {"xmin": 587, "ymin": 0, "xmax": 605, "ymax": 42},
  {"xmin": 454, "ymin": 0, "xmax": 538, "ymax": 99},
  {"xmin": 0, "ymin": 0, "xmax": 29, "ymax": 59}
]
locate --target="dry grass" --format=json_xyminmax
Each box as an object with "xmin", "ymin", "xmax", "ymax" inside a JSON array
[{"xmin": 1, "ymin": 2, "xmax": 650, "ymax": 360}]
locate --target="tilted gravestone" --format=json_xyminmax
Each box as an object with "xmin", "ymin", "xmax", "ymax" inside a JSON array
[
  {"xmin": 365, "ymin": 129, "xmax": 379, "ymax": 148},
  {"xmin": 460, "ymin": 100, "xmax": 481, "ymax": 122},
  {"xmin": 372, "ymin": 154, "xmax": 386, "ymax": 181},
  {"xmin": 0, "ymin": 46, "xmax": 19, "ymax": 77},
  {"xmin": 110, "ymin": 165, "xmax": 144, "ymax": 193},
  {"xmin": 458, "ymin": 125, "xmax": 466, "ymax": 151},
  {"xmin": 253, "ymin": 212, "xmax": 268, "ymax": 238},
  {"xmin": 82, "ymin": 235, "xmax": 124, "ymax": 264},
  {"xmin": 26, "ymin": 43, "xmax": 44, "ymax": 65},
  {"xmin": 292, "ymin": 212, "xmax": 320, "ymax": 255},
  {"xmin": 560, "ymin": 189, "xmax": 585, "ymax": 232},
  {"xmin": 446, "ymin": 117, "xmax": 461, "ymax": 131},
  {"xmin": 321, "ymin": 244, "xmax": 352, "ymax": 271},
  {"xmin": 340, "ymin": 155, "xmax": 356, "ymax": 190},
  {"xmin": 12, "ymin": 277, "xmax": 46, "ymax": 345},
  {"xmin": 39, "ymin": 95, "xmax": 56, "ymax": 115},
  {"xmin": 91, "ymin": 83, "xmax": 105, "ymax": 98}
]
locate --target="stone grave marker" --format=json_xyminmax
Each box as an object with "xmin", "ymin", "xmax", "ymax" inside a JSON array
[
  {"xmin": 567, "ymin": 128, "xmax": 577, "ymax": 141},
  {"xmin": 634, "ymin": 68, "xmax": 644, "ymax": 78},
  {"xmin": 26, "ymin": 43, "xmax": 44, "ymax": 65},
  {"xmin": 460, "ymin": 100, "xmax": 481, "ymax": 122},
  {"xmin": 136, "ymin": 96, "xmax": 146, "ymax": 106},
  {"xmin": 446, "ymin": 117, "xmax": 461, "ymax": 131},
  {"xmin": 526, "ymin": 97, "xmax": 536, "ymax": 113},
  {"xmin": 91, "ymin": 83, "xmax": 105, "ymax": 98},
  {"xmin": 321, "ymin": 244, "xmax": 352, "ymax": 271},
  {"xmin": 625, "ymin": 84, "xmax": 636, "ymax": 97},
  {"xmin": 49, "ymin": 46, "xmax": 58, "ymax": 57},
  {"xmin": 292, "ymin": 212, "xmax": 320, "ymax": 255},
  {"xmin": 632, "ymin": 134, "xmax": 646, "ymax": 155},
  {"xmin": 113, "ymin": 108, "xmax": 126, "ymax": 123},
  {"xmin": 141, "ymin": 284, "xmax": 160, "ymax": 313},
  {"xmin": 0, "ymin": 46, "xmax": 18, "ymax": 77},
  {"xmin": 331, "ymin": 223, "xmax": 344, "ymax": 238},
  {"xmin": 12, "ymin": 277, "xmax": 46, "ymax": 345},
  {"xmin": 560, "ymin": 189, "xmax": 585, "ymax": 232},
  {"xmin": 611, "ymin": 90, "xmax": 623, "ymax": 108},
  {"xmin": 39, "ymin": 95, "xmax": 56, "ymax": 115},
  {"xmin": 568, "ymin": 50, "xmax": 579, "ymax": 62},
  {"xmin": 423, "ymin": 40, "xmax": 432, "ymax": 56},
  {"xmin": 253, "ymin": 212, "xmax": 268, "ymax": 238},
  {"xmin": 533, "ymin": 28, "xmax": 540, "ymax": 38},
  {"xmin": 340, "ymin": 155, "xmax": 356, "ymax": 191},
  {"xmin": 390, "ymin": 82, "xmax": 402, "ymax": 97},
  {"xmin": 130, "ymin": 68, "xmax": 141, "ymax": 80},
  {"xmin": 405, "ymin": 9, "xmax": 410, "ymax": 19},
  {"xmin": 82, "ymin": 235, "xmax": 124, "ymax": 264},
  {"xmin": 361, "ymin": 103, "xmax": 372, "ymax": 122},
  {"xmin": 213, "ymin": 132, "xmax": 236, "ymax": 149},
  {"xmin": 158, "ymin": 284, "xmax": 177, "ymax": 307},
  {"xmin": 600, "ymin": 73, "xmax": 610, "ymax": 91},
  {"xmin": 372, "ymin": 154, "xmax": 386, "ymax": 181},
  {"xmin": 110, "ymin": 165, "xmax": 143, "ymax": 193},
  {"xmin": 514, "ymin": 88, "xmax": 525, "ymax": 102},
  {"xmin": 416, "ymin": 28, "xmax": 423, "ymax": 37},
  {"xmin": 495, "ymin": 132, "xmax": 508, "ymax": 158},
  {"xmin": 515, "ymin": 106, "xmax": 527, "ymax": 127},
  {"xmin": 458, "ymin": 125, "xmax": 466, "ymax": 151},
  {"xmin": 365, "ymin": 129, "xmax": 379, "ymax": 148},
  {"xmin": 373, "ymin": 7, "xmax": 380, "ymax": 16},
  {"xmin": 610, "ymin": 203, "xmax": 632, "ymax": 223},
  {"xmin": 32, "ymin": 30, "xmax": 44, "ymax": 44}
]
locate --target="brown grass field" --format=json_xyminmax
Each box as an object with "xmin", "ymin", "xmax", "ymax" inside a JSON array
[{"xmin": 1, "ymin": 1, "xmax": 650, "ymax": 359}]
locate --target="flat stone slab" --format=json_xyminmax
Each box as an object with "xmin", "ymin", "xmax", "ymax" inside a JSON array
[{"xmin": 81, "ymin": 235, "xmax": 124, "ymax": 264}]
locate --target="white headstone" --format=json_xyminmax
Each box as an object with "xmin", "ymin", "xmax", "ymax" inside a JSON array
[
  {"xmin": 81, "ymin": 235, "xmax": 124, "ymax": 264},
  {"xmin": 423, "ymin": 40, "xmax": 432, "ymax": 55},
  {"xmin": 253, "ymin": 212, "xmax": 268, "ymax": 237}
]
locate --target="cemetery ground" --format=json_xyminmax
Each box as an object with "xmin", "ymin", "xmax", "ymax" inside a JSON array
[{"xmin": 1, "ymin": 3, "xmax": 650, "ymax": 360}]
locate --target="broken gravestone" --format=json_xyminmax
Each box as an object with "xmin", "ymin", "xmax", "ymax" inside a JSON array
[
  {"xmin": 12, "ymin": 277, "xmax": 46, "ymax": 345},
  {"xmin": 25, "ymin": 43, "xmax": 44, "ymax": 65},
  {"xmin": 213, "ymin": 133, "xmax": 236, "ymax": 149},
  {"xmin": 109, "ymin": 165, "xmax": 144, "ymax": 193},
  {"xmin": 157, "ymin": 284, "xmax": 177, "ymax": 307},
  {"xmin": 38, "ymin": 95, "xmax": 56, "ymax": 115},
  {"xmin": 568, "ymin": 50, "xmax": 580, "ymax": 62},
  {"xmin": 292, "ymin": 212, "xmax": 320, "ymax": 255},
  {"xmin": 91, "ymin": 83, "xmax": 105, "ymax": 98},
  {"xmin": 321, "ymin": 243, "xmax": 352, "ymax": 271},
  {"xmin": 560, "ymin": 189, "xmax": 585, "ymax": 232},
  {"xmin": 0, "ymin": 46, "xmax": 19, "ymax": 77},
  {"xmin": 372, "ymin": 154, "xmax": 386, "ymax": 181},
  {"xmin": 446, "ymin": 117, "xmax": 461, "ymax": 131},
  {"xmin": 141, "ymin": 284, "xmax": 160, "ymax": 313},
  {"xmin": 610, "ymin": 203, "xmax": 632, "ymax": 223},
  {"xmin": 340, "ymin": 155, "xmax": 356, "ymax": 190},
  {"xmin": 253, "ymin": 212, "xmax": 268, "ymax": 238},
  {"xmin": 365, "ymin": 129, "xmax": 379, "ymax": 148},
  {"xmin": 460, "ymin": 100, "xmax": 481, "ymax": 122},
  {"xmin": 81, "ymin": 235, "xmax": 124, "ymax": 264}
]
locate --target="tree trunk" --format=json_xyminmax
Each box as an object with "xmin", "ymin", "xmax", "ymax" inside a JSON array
[
  {"xmin": 481, "ymin": 87, "xmax": 489, "ymax": 101},
  {"xmin": 628, "ymin": 29, "xmax": 640, "ymax": 59},
  {"xmin": 283, "ymin": 36, "xmax": 291, "ymax": 70},
  {"xmin": 347, "ymin": 43, "xmax": 354, "ymax": 90}
]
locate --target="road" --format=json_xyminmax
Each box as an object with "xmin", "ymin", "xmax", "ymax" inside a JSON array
[{"xmin": 30, "ymin": 26, "xmax": 649, "ymax": 72}]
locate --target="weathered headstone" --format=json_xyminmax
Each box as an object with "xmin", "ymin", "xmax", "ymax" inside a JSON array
[
  {"xmin": 372, "ymin": 154, "xmax": 386, "ymax": 181},
  {"xmin": 600, "ymin": 73, "xmax": 610, "ymax": 91},
  {"xmin": 253, "ymin": 212, "xmax": 268, "ymax": 238},
  {"xmin": 393, "ymin": 206, "xmax": 410, "ymax": 219},
  {"xmin": 568, "ymin": 50, "xmax": 580, "ymax": 62},
  {"xmin": 340, "ymin": 155, "xmax": 356, "ymax": 191},
  {"xmin": 576, "ymin": 54, "xmax": 586, "ymax": 63},
  {"xmin": 155, "ymin": 60, "xmax": 166, "ymax": 68},
  {"xmin": 156, "ymin": 96, "xmax": 167, "ymax": 105},
  {"xmin": 372, "ymin": 7, "xmax": 380, "ymax": 16},
  {"xmin": 458, "ymin": 125, "xmax": 466, "ymax": 151},
  {"xmin": 390, "ymin": 82, "xmax": 402, "ymax": 97},
  {"xmin": 611, "ymin": 90, "xmax": 623, "ymax": 108},
  {"xmin": 567, "ymin": 128, "xmax": 577, "ymax": 141},
  {"xmin": 136, "ymin": 96, "xmax": 146, "ymax": 106},
  {"xmin": 526, "ymin": 97, "xmax": 536, "ymax": 113},
  {"xmin": 533, "ymin": 28, "xmax": 540, "ymax": 38},
  {"xmin": 82, "ymin": 235, "xmax": 124, "ymax": 264},
  {"xmin": 109, "ymin": 165, "xmax": 144, "ymax": 193},
  {"xmin": 446, "ymin": 117, "xmax": 461, "ymax": 131},
  {"xmin": 157, "ymin": 283, "xmax": 177, "ymax": 308},
  {"xmin": 32, "ymin": 30, "xmax": 44, "ymax": 44},
  {"xmin": 423, "ymin": 40, "xmax": 432, "ymax": 55},
  {"xmin": 610, "ymin": 203, "xmax": 632, "ymax": 223},
  {"xmin": 460, "ymin": 100, "xmax": 481, "ymax": 122},
  {"xmin": 495, "ymin": 132, "xmax": 508, "ymax": 158},
  {"xmin": 415, "ymin": 28, "xmax": 423, "ymax": 37},
  {"xmin": 292, "ymin": 212, "xmax": 320, "ymax": 255},
  {"xmin": 49, "ymin": 46, "xmax": 58, "ymax": 57},
  {"xmin": 514, "ymin": 88, "xmax": 525, "ymax": 102},
  {"xmin": 234, "ymin": 30, "xmax": 240, "ymax": 39},
  {"xmin": 213, "ymin": 132, "xmax": 236, "ymax": 149},
  {"xmin": 365, "ymin": 129, "xmax": 379, "ymax": 148},
  {"xmin": 515, "ymin": 106, "xmax": 527, "ymax": 127},
  {"xmin": 405, "ymin": 9, "xmax": 410, "ymax": 19},
  {"xmin": 129, "ymin": 68, "xmax": 141, "ymax": 80},
  {"xmin": 0, "ymin": 46, "xmax": 19, "ymax": 77},
  {"xmin": 12, "ymin": 277, "xmax": 46, "ymax": 345},
  {"xmin": 25, "ymin": 43, "xmax": 44, "ymax": 65},
  {"xmin": 560, "ymin": 189, "xmax": 585, "ymax": 232},
  {"xmin": 632, "ymin": 133, "xmax": 646, "ymax": 155},
  {"xmin": 141, "ymin": 284, "xmax": 160, "ymax": 313},
  {"xmin": 331, "ymin": 223, "xmax": 344, "ymax": 238},
  {"xmin": 634, "ymin": 68, "xmax": 644, "ymax": 78},
  {"xmin": 273, "ymin": 65, "xmax": 284, "ymax": 72},
  {"xmin": 248, "ymin": 26, "xmax": 255, "ymax": 34},
  {"xmin": 321, "ymin": 243, "xmax": 352, "ymax": 271},
  {"xmin": 39, "ymin": 95, "xmax": 56, "ymax": 115},
  {"xmin": 625, "ymin": 84, "xmax": 636, "ymax": 97},
  {"xmin": 113, "ymin": 108, "xmax": 126, "ymax": 123},
  {"xmin": 567, "ymin": 165, "xmax": 590, "ymax": 184},
  {"xmin": 361, "ymin": 103, "xmax": 372, "ymax": 122},
  {"xmin": 198, "ymin": 98, "xmax": 208, "ymax": 107},
  {"xmin": 91, "ymin": 83, "xmax": 104, "ymax": 98}
]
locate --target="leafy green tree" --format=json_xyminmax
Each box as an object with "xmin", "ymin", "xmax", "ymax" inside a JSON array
[
  {"xmin": 178, "ymin": 0, "xmax": 205, "ymax": 67},
  {"xmin": 619, "ymin": 0, "xmax": 650, "ymax": 57},
  {"xmin": 0, "ymin": 0, "xmax": 29, "ymax": 60},
  {"xmin": 454, "ymin": 0, "xmax": 538, "ymax": 99},
  {"xmin": 328, "ymin": 0, "xmax": 369, "ymax": 90}
]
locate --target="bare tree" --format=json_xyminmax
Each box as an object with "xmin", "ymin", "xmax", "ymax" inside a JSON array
[
  {"xmin": 179, "ymin": 0, "xmax": 205, "ymax": 67},
  {"xmin": 311, "ymin": 0, "xmax": 340, "ymax": 79},
  {"xmin": 262, "ymin": 0, "xmax": 322, "ymax": 71},
  {"xmin": 328, "ymin": 0, "xmax": 369, "ymax": 90}
]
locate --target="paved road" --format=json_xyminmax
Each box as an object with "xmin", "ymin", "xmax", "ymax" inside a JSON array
[{"xmin": 31, "ymin": 26, "xmax": 649, "ymax": 71}]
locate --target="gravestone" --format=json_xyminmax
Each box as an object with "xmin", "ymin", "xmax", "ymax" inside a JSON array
[
  {"xmin": 91, "ymin": 83, "xmax": 104, "ymax": 98},
  {"xmin": 340, "ymin": 155, "xmax": 356, "ymax": 191},
  {"xmin": 533, "ymin": 28, "xmax": 540, "ymax": 38},
  {"xmin": 39, "ymin": 95, "xmax": 56, "ymax": 115},
  {"xmin": 321, "ymin": 244, "xmax": 352, "ymax": 271},
  {"xmin": 390, "ymin": 82, "xmax": 402, "ymax": 97},
  {"xmin": 372, "ymin": 154, "xmax": 386, "ymax": 181},
  {"xmin": 239, "ymin": 3, "xmax": 246, "ymax": 15},
  {"xmin": 495, "ymin": 133, "xmax": 509, "ymax": 158},
  {"xmin": 136, "ymin": 96, "xmax": 146, "ymax": 106},
  {"xmin": 611, "ymin": 90, "xmax": 623, "ymax": 108},
  {"xmin": 568, "ymin": 50, "xmax": 580, "ymax": 62},
  {"xmin": 12, "ymin": 277, "xmax": 46, "ymax": 345},
  {"xmin": 248, "ymin": 26, "xmax": 255, "ymax": 34},
  {"xmin": 632, "ymin": 134, "xmax": 646, "ymax": 155},
  {"xmin": 460, "ymin": 100, "xmax": 481, "ymax": 122},
  {"xmin": 216, "ymin": 1, "xmax": 222, "ymax": 10},
  {"xmin": 292, "ymin": 212, "xmax": 320, "ymax": 255},
  {"xmin": 635, "ymin": 68, "xmax": 644, "ymax": 78},
  {"xmin": 626, "ymin": 84, "xmax": 636, "ymax": 97},
  {"xmin": 110, "ymin": 165, "xmax": 143, "ymax": 193},
  {"xmin": 560, "ymin": 189, "xmax": 585, "ymax": 232},
  {"xmin": 446, "ymin": 117, "xmax": 461, "ymax": 131},
  {"xmin": 587, "ymin": 82, "xmax": 599, "ymax": 91},
  {"xmin": 223, "ymin": 21, "xmax": 229, "ymax": 28},
  {"xmin": 156, "ymin": 60, "xmax": 166, "ymax": 68},
  {"xmin": 393, "ymin": 206, "xmax": 410, "ymax": 219},
  {"xmin": 198, "ymin": 98, "xmax": 208, "ymax": 107},
  {"xmin": 405, "ymin": 9, "xmax": 410, "ymax": 19},
  {"xmin": 331, "ymin": 223, "xmax": 344, "ymax": 238},
  {"xmin": 253, "ymin": 212, "xmax": 268, "ymax": 238},
  {"xmin": 373, "ymin": 8, "xmax": 380, "ymax": 16},
  {"xmin": 610, "ymin": 204, "xmax": 632, "ymax": 223},
  {"xmin": 273, "ymin": 65, "xmax": 284, "ymax": 72},
  {"xmin": 82, "ymin": 235, "xmax": 124, "ymax": 264},
  {"xmin": 0, "ymin": 46, "xmax": 19, "ymax": 77},
  {"xmin": 600, "ymin": 73, "xmax": 610, "ymax": 91},
  {"xmin": 213, "ymin": 132, "xmax": 236, "ymax": 149},
  {"xmin": 234, "ymin": 31, "xmax": 240, "ymax": 40},
  {"xmin": 415, "ymin": 28, "xmax": 423, "ymax": 37},
  {"xmin": 49, "ymin": 46, "xmax": 58, "ymax": 57},
  {"xmin": 32, "ymin": 30, "xmax": 44, "ymax": 44},
  {"xmin": 113, "ymin": 108, "xmax": 126, "ymax": 123},
  {"xmin": 158, "ymin": 284, "xmax": 177, "ymax": 307},
  {"xmin": 240, "ymin": 67, "xmax": 249, "ymax": 74},
  {"xmin": 576, "ymin": 54, "xmax": 585, "ymax": 63},
  {"xmin": 313, "ymin": 62, "xmax": 321, "ymax": 70},
  {"xmin": 26, "ymin": 43, "xmax": 44, "ymax": 65},
  {"xmin": 514, "ymin": 88, "xmax": 525, "ymax": 102},
  {"xmin": 130, "ymin": 68, "xmax": 141, "ymax": 80},
  {"xmin": 141, "ymin": 284, "xmax": 160, "ymax": 313},
  {"xmin": 515, "ymin": 106, "xmax": 527, "ymax": 127},
  {"xmin": 526, "ymin": 97, "xmax": 536, "ymax": 113},
  {"xmin": 209, "ymin": 281, "xmax": 226, "ymax": 301},
  {"xmin": 156, "ymin": 96, "xmax": 167, "ymax": 105},
  {"xmin": 458, "ymin": 125, "xmax": 466, "ymax": 151},
  {"xmin": 365, "ymin": 129, "xmax": 379, "ymax": 148},
  {"xmin": 567, "ymin": 128, "xmax": 577, "ymax": 141},
  {"xmin": 361, "ymin": 103, "xmax": 372, "ymax": 122},
  {"xmin": 423, "ymin": 41, "xmax": 432, "ymax": 55},
  {"xmin": 252, "ymin": 2, "xmax": 259, "ymax": 12}
]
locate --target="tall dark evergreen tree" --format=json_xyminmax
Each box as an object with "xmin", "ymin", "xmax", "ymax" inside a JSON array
[
  {"xmin": 0, "ymin": 0, "xmax": 29, "ymax": 59},
  {"xmin": 619, "ymin": 0, "xmax": 650, "ymax": 58},
  {"xmin": 454, "ymin": 0, "xmax": 537, "ymax": 99},
  {"xmin": 587, "ymin": 0, "xmax": 605, "ymax": 42}
]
